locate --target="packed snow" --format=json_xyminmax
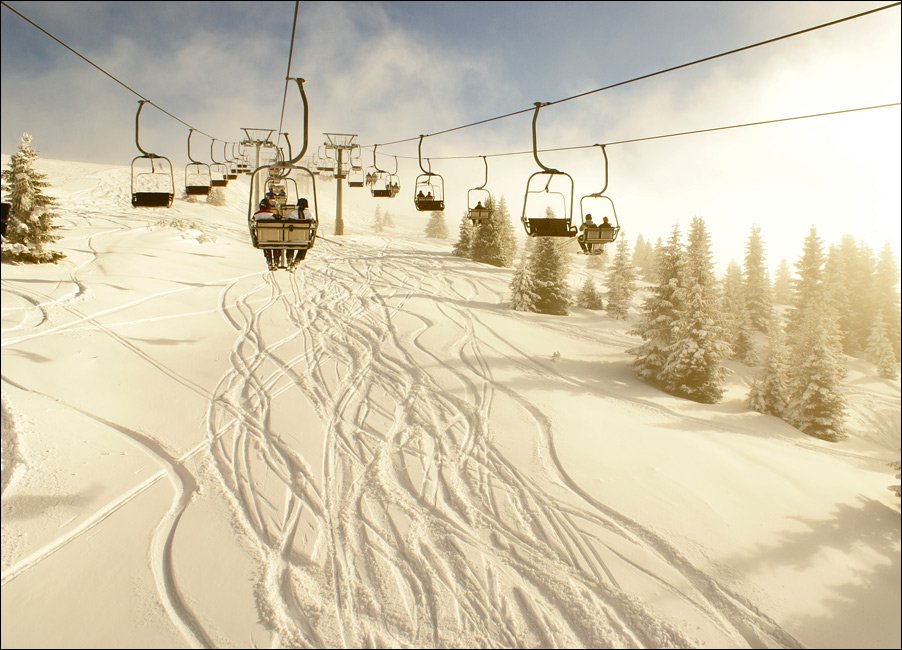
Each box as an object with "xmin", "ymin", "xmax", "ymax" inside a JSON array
[{"xmin": 1, "ymin": 157, "xmax": 899, "ymax": 648}]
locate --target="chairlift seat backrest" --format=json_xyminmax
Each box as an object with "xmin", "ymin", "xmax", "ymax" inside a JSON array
[
  {"xmin": 583, "ymin": 226, "xmax": 618, "ymax": 244},
  {"xmin": 525, "ymin": 218, "xmax": 577, "ymax": 238},
  {"xmin": 254, "ymin": 217, "xmax": 316, "ymax": 247},
  {"xmin": 415, "ymin": 199, "xmax": 444, "ymax": 212}
]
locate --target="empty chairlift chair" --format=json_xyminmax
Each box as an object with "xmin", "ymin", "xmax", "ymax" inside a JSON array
[
  {"xmin": 131, "ymin": 100, "xmax": 174, "ymax": 208},
  {"xmin": 521, "ymin": 102, "xmax": 576, "ymax": 238}
]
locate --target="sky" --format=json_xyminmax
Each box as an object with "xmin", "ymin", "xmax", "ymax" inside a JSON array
[
  {"xmin": 1, "ymin": 1, "xmax": 900, "ymax": 271},
  {"xmin": 1, "ymin": 157, "xmax": 899, "ymax": 648}
]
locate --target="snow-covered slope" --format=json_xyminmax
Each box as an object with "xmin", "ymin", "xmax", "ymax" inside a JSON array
[{"xmin": 2, "ymin": 158, "xmax": 899, "ymax": 648}]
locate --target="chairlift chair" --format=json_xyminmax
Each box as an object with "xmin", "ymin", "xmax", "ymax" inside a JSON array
[
  {"xmin": 578, "ymin": 144, "xmax": 621, "ymax": 254},
  {"xmin": 348, "ymin": 167, "xmax": 365, "ymax": 188},
  {"xmin": 247, "ymin": 79, "xmax": 319, "ymax": 267},
  {"xmin": 210, "ymin": 140, "xmax": 229, "ymax": 187},
  {"xmin": 414, "ymin": 137, "xmax": 444, "ymax": 211},
  {"xmin": 521, "ymin": 102, "xmax": 576, "ymax": 237},
  {"xmin": 467, "ymin": 156, "xmax": 493, "ymax": 225},
  {"xmin": 369, "ymin": 147, "xmax": 399, "ymax": 198},
  {"xmin": 185, "ymin": 129, "xmax": 212, "ymax": 196},
  {"xmin": 131, "ymin": 100, "xmax": 174, "ymax": 208},
  {"xmin": 316, "ymin": 146, "xmax": 336, "ymax": 174},
  {"xmin": 225, "ymin": 143, "xmax": 239, "ymax": 180}
]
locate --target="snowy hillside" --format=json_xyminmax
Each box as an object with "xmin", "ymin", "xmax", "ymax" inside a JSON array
[{"xmin": 1, "ymin": 158, "xmax": 899, "ymax": 648}]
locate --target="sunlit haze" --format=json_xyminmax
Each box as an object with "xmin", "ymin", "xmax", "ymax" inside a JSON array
[{"xmin": 2, "ymin": 1, "xmax": 900, "ymax": 271}]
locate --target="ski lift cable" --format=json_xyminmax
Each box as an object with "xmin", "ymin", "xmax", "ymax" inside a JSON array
[
  {"xmin": 363, "ymin": 1, "xmax": 901, "ymax": 150},
  {"xmin": 367, "ymin": 101, "xmax": 902, "ymax": 162},
  {"xmin": 277, "ymin": 1, "xmax": 301, "ymax": 138}
]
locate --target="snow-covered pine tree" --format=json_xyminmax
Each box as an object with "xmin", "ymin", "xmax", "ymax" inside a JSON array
[
  {"xmin": 772, "ymin": 259, "xmax": 793, "ymax": 305},
  {"xmin": 586, "ymin": 247, "xmax": 607, "ymax": 270},
  {"xmin": 840, "ymin": 236, "xmax": 877, "ymax": 352},
  {"xmin": 785, "ymin": 308, "xmax": 847, "ymax": 441},
  {"xmin": 866, "ymin": 313, "xmax": 899, "ymax": 379},
  {"xmin": 783, "ymin": 228, "xmax": 847, "ymax": 440},
  {"xmin": 720, "ymin": 260, "xmax": 756, "ymax": 363},
  {"xmin": 631, "ymin": 233, "xmax": 656, "ymax": 280},
  {"xmin": 786, "ymin": 226, "xmax": 826, "ymax": 337},
  {"xmin": 452, "ymin": 211, "xmax": 475, "ymax": 258},
  {"xmin": 576, "ymin": 276, "xmax": 603, "ymax": 310},
  {"xmin": 495, "ymin": 196, "xmax": 517, "ymax": 266},
  {"xmin": 874, "ymin": 243, "xmax": 901, "ymax": 361},
  {"xmin": 658, "ymin": 217, "xmax": 730, "ymax": 403},
  {"xmin": 604, "ymin": 235, "xmax": 636, "ymax": 320},
  {"xmin": 743, "ymin": 225, "xmax": 773, "ymax": 333},
  {"xmin": 469, "ymin": 197, "xmax": 516, "ymax": 267},
  {"xmin": 747, "ymin": 317, "xmax": 790, "ymax": 417},
  {"xmin": 526, "ymin": 211, "xmax": 571, "ymax": 315},
  {"xmin": 630, "ymin": 225, "xmax": 683, "ymax": 386},
  {"xmin": 510, "ymin": 243, "xmax": 538, "ymax": 312},
  {"xmin": 1, "ymin": 133, "xmax": 65, "ymax": 263},
  {"xmin": 373, "ymin": 205, "xmax": 386, "ymax": 233},
  {"xmin": 424, "ymin": 210, "xmax": 449, "ymax": 239},
  {"xmin": 824, "ymin": 243, "xmax": 856, "ymax": 354}
]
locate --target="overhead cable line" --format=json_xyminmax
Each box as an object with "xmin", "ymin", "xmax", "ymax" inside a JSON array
[
  {"xmin": 0, "ymin": 0, "xmax": 227, "ymax": 142},
  {"xmin": 366, "ymin": 1, "xmax": 901, "ymax": 150},
  {"xmin": 277, "ymin": 1, "xmax": 301, "ymax": 138},
  {"xmin": 379, "ymin": 102, "xmax": 901, "ymax": 161}
]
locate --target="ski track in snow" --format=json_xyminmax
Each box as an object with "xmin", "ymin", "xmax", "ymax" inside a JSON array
[
  {"xmin": 2, "ymin": 170, "xmax": 805, "ymax": 647},
  {"xmin": 203, "ymin": 235, "xmax": 802, "ymax": 648}
]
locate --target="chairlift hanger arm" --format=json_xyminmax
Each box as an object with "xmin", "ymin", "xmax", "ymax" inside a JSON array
[
  {"xmin": 531, "ymin": 102, "xmax": 560, "ymax": 174},
  {"xmin": 476, "ymin": 155, "xmax": 489, "ymax": 190},
  {"xmin": 187, "ymin": 128, "xmax": 200, "ymax": 164},
  {"xmin": 287, "ymin": 78, "xmax": 308, "ymax": 164},
  {"xmin": 595, "ymin": 144, "xmax": 609, "ymax": 196},
  {"xmin": 135, "ymin": 100, "xmax": 155, "ymax": 157},
  {"xmin": 418, "ymin": 135, "xmax": 432, "ymax": 176},
  {"xmin": 211, "ymin": 139, "xmax": 223, "ymax": 164}
]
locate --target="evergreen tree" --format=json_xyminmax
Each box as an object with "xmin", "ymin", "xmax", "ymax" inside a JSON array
[
  {"xmin": 658, "ymin": 217, "xmax": 730, "ymax": 403},
  {"xmin": 772, "ymin": 259, "xmax": 793, "ymax": 304},
  {"xmin": 452, "ymin": 211, "xmax": 475, "ymax": 258},
  {"xmin": 586, "ymin": 247, "xmax": 607, "ymax": 271},
  {"xmin": 510, "ymin": 245, "xmax": 538, "ymax": 312},
  {"xmin": 743, "ymin": 225, "xmax": 773, "ymax": 332},
  {"xmin": 720, "ymin": 261, "xmax": 755, "ymax": 363},
  {"xmin": 631, "ymin": 234, "xmax": 656, "ymax": 281},
  {"xmin": 747, "ymin": 318, "xmax": 790, "ymax": 417},
  {"xmin": 1, "ymin": 133, "xmax": 65, "ymax": 263},
  {"xmin": 630, "ymin": 226, "xmax": 683, "ymax": 386},
  {"xmin": 874, "ymin": 243, "xmax": 901, "ymax": 361},
  {"xmin": 842, "ymin": 237, "xmax": 878, "ymax": 351},
  {"xmin": 604, "ymin": 235, "xmax": 636, "ymax": 319},
  {"xmin": 824, "ymin": 243, "xmax": 856, "ymax": 354},
  {"xmin": 786, "ymin": 308, "xmax": 847, "ymax": 441},
  {"xmin": 424, "ymin": 210, "xmax": 449, "ymax": 239},
  {"xmin": 576, "ymin": 276, "xmax": 603, "ymax": 310},
  {"xmin": 526, "ymin": 213, "xmax": 571, "ymax": 315},
  {"xmin": 373, "ymin": 206, "xmax": 386, "ymax": 233},
  {"xmin": 470, "ymin": 197, "xmax": 516, "ymax": 267},
  {"xmin": 786, "ymin": 226, "xmax": 827, "ymax": 337},
  {"xmin": 783, "ymin": 228, "xmax": 847, "ymax": 440},
  {"xmin": 866, "ymin": 313, "xmax": 899, "ymax": 379}
]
